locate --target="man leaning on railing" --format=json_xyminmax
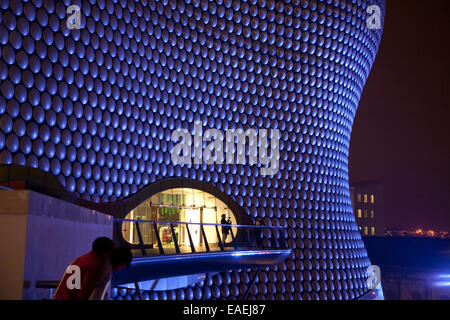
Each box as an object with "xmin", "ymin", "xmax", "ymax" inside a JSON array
[{"xmin": 53, "ymin": 237, "xmax": 132, "ymax": 300}]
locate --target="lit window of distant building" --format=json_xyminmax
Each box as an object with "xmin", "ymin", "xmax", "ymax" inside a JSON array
[
  {"xmin": 358, "ymin": 209, "xmax": 362, "ymax": 218},
  {"xmin": 357, "ymin": 194, "xmax": 362, "ymax": 202},
  {"xmin": 364, "ymin": 194, "xmax": 368, "ymax": 203},
  {"xmin": 364, "ymin": 226, "xmax": 368, "ymax": 236},
  {"xmin": 370, "ymin": 194, "xmax": 375, "ymax": 204},
  {"xmin": 371, "ymin": 227, "xmax": 375, "ymax": 236},
  {"xmin": 364, "ymin": 210, "xmax": 368, "ymax": 218},
  {"xmin": 371, "ymin": 210, "xmax": 374, "ymax": 219}
]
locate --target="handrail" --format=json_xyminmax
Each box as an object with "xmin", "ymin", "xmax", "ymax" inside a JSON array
[
  {"xmin": 114, "ymin": 218, "xmax": 286, "ymax": 229},
  {"xmin": 116, "ymin": 218, "xmax": 288, "ymax": 256}
]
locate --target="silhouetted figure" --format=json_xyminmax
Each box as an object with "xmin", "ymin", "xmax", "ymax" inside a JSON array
[
  {"xmin": 220, "ymin": 214, "xmax": 229, "ymax": 244},
  {"xmin": 226, "ymin": 217, "xmax": 233, "ymax": 245},
  {"xmin": 97, "ymin": 246, "xmax": 133, "ymax": 300}
]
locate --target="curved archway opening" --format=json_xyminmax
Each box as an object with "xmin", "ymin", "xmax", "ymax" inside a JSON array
[{"xmin": 121, "ymin": 187, "xmax": 238, "ymax": 251}]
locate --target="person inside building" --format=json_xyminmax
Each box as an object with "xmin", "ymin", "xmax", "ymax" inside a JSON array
[
  {"xmin": 53, "ymin": 237, "xmax": 132, "ymax": 300},
  {"xmin": 220, "ymin": 214, "xmax": 229, "ymax": 244}
]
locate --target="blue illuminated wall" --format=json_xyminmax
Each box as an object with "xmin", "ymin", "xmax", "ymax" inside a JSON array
[{"xmin": 0, "ymin": 0, "xmax": 384, "ymax": 300}]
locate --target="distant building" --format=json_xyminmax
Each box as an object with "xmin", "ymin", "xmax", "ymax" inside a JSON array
[{"xmin": 350, "ymin": 181, "xmax": 385, "ymax": 236}]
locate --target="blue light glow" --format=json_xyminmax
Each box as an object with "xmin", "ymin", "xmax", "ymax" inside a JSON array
[{"xmin": 0, "ymin": 0, "xmax": 385, "ymax": 300}]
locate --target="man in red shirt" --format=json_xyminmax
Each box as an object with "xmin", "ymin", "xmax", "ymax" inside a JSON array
[
  {"xmin": 90, "ymin": 246, "xmax": 133, "ymax": 300},
  {"xmin": 53, "ymin": 237, "xmax": 131, "ymax": 300}
]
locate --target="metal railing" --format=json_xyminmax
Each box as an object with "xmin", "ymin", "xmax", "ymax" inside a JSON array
[{"xmin": 114, "ymin": 219, "xmax": 288, "ymax": 256}]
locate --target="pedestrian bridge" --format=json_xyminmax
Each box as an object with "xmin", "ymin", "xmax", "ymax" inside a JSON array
[{"xmin": 112, "ymin": 219, "xmax": 291, "ymax": 286}]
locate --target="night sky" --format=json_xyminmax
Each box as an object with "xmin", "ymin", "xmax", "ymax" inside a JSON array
[{"xmin": 349, "ymin": 0, "xmax": 450, "ymax": 232}]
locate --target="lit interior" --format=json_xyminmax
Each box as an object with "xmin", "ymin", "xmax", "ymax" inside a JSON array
[{"xmin": 122, "ymin": 188, "xmax": 237, "ymax": 250}]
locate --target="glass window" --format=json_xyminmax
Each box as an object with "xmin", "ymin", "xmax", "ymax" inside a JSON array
[
  {"xmin": 122, "ymin": 188, "xmax": 237, "ymax": 252},
  {"xmin": 371, "ymin": 210, "xmax": 374, "ymax": 219},
  {"xmin": 357, "ymin": 194, "xmax": 362, "ymax": 203},
  {"xmin": 364, "ymin": 194, "xmax": 368, "ymax": 203},
  {"xmin": 364, "ymin": 226, "xmax": 368, "ymax": 236},
  {"xmin": 370, "ymin": 194, "xmax": 375, "ymax": 204},
  {"xmin": 364, "ymin": 210, "xmax": 368, "ymax": 218},
  {"xmin": 357, "ymin": 209, "xmax": 362, "ymax": 218},
  {"xmin": 371, "ymin": 227, "xmax": 375, "ymax": 236}
]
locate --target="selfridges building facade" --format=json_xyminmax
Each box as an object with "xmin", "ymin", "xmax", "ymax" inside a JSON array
[{"xmin": 0, "ymin": 0, "xmax": 384, "ymax": 300}]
